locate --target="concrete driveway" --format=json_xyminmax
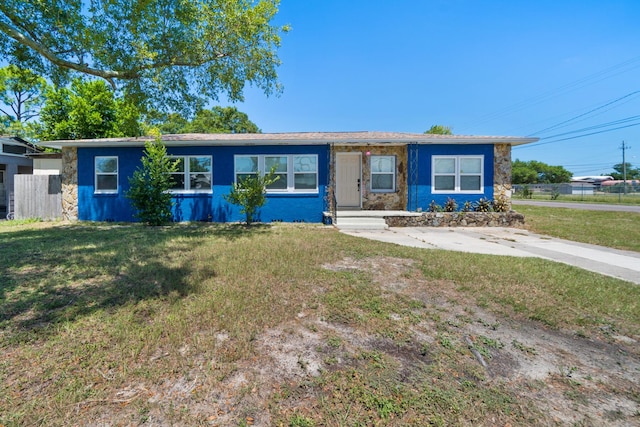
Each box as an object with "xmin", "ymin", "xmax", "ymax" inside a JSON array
[{"xmin": 341, "ymin": 227, "xmax": 640, "ymax": 285}]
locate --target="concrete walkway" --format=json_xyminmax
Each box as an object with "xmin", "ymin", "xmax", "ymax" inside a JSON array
[{"xmin": 341, "ymin": 227, "xmax": 640, "ymax": 285}]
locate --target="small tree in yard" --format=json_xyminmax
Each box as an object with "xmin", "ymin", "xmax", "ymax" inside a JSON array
[
  {"xmin": 224, "ymin": 168, "xmax": 278, "ymax": 225},
  {"xmin": 126, "ymin": 137, "xmax": 178, "ymax": 225}
]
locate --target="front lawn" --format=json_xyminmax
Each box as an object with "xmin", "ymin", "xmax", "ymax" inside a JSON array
[
  {"xmin": 1, "ymin": 222, "xmax": 638, "ymax": 426},
  {"xmin": 518, "ymin": 205, "xmax": 640, "ymax": 252}
]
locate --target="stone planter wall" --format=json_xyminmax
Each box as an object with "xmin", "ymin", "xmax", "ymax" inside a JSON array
[{"xmin": 384, "ymin": 211, "xmax": 525, "ymax": 228}]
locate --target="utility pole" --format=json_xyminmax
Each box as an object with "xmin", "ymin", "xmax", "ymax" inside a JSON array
[{"xmin": 621, "ymin": 141, "xmax": 630, "ymax": 195}]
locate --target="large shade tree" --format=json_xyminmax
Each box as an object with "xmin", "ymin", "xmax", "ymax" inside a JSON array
[
  {"xmin": 38, "ymin": 78, "xmax": 142, "ymax": 140},
  {"xmin": 0, "ymin": 65, "xmax": 48, "ymax": 136},
  {"xmin": 0, "ymin": 1, "xmax": 287, "ymax": 112},
  {"xmin": 149, "ymin": 107, "xmax": 260, "ymax": 134}
]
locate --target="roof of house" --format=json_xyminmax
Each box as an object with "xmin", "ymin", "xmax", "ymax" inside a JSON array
[
  {"xmin": 0, "ymin": 135, "xmax": 43, "ymax": 154},
  {"xmin": 41, "ymin": 131, "xmax": 538, "ymax": 148}
]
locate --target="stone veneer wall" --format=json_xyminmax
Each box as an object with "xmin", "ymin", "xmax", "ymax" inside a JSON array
[
  {"xmin": 335, "ymin": 145, "xmax": 408, "ymax": 210},
  {"xmin": 493, "ymin": 144, "xmax": 512, "ymax": 208},
  {"xmin": 61, "ymin": 147, "xmax": 78, "ymax": 220},
  {"xmin": 385, "ymin": 211, "xmax": 525, "ymax": 228}
]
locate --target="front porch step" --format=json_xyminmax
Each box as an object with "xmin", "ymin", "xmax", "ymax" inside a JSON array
[{"xmin": 334, "ymin": 215, "xmax": 388, "ymax": 231}]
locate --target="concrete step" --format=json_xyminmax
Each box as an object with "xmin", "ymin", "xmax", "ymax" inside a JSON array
[{"xmin": 335, "ymin": 216, "xmax": 388, "ymax": 230}]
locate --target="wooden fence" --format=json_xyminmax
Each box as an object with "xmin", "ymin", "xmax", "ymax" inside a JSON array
[{"xmin": 14, "ymin": 175, "xmax": 62, "ymax": 220}]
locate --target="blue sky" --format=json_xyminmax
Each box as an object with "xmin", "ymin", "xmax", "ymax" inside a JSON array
[{"xmin": 229, "ymin": 0, "xmax": 640, "ymax": 177}]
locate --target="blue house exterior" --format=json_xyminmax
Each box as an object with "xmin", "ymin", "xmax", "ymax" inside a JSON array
[
  {"xmin": 48, "ymin": 132, "xmax": 537, "ymax": 223},
  {"xmin": 407, "ymin": 143, "xmax": 496, "ymax": 211},
  {"xmin": 76, "ymin": 143, "xmax": 329, "ymax": 223}
]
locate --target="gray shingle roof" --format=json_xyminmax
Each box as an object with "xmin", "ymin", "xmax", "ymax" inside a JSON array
[{"xmin": 41, "ymin": 131, "xmax": 538, "ymax": 148}]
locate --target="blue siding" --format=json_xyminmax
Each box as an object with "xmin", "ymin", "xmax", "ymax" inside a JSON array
[
  {"xmin": 77, "ymin": 145, "xmax": 329, "ymax": 223},
  {"xmin": 407, "ymin": 144, "xmax": 494, "ymax": 211}
]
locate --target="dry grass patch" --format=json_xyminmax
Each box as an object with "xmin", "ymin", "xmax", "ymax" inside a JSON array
[
  {"xmin": 1, "ymin": 222, "xmax": 639, "ymax": 426},
  {"xmin": 518, "ymin": 204, "xmax": 640, "ymax": 252}
]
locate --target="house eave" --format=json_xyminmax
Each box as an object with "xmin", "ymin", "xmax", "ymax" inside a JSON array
[{"xmin": 40, "ymin": 132, "xmax": 539, "ymax": 149}]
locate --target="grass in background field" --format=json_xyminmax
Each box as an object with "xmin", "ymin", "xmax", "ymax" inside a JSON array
[{"xmin": 516, "ymin": 192, "xmax": 640, "ymax": 204}]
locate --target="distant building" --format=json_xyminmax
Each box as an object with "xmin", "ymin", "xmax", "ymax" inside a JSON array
[
  {"xmin": 0, "ymin": 136, "xmax": 40, "ymax": 217},
  {"xmin": 560, "ymin": 182, "xmax": 595, "ymax": 195}
]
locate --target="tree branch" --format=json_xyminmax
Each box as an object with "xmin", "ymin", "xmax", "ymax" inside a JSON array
[
  {"xmin": 0, "ymin": 106, "xmax": 12, "ymax": 118},
  {"xmin": 0, "ymin": 19, "xmax": 131, "ymax": 81},
  {"xmin": 0, "ymin": 18, "xmax": 229, "ymax": 87}
]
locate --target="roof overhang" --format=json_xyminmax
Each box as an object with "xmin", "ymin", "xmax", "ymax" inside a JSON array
[{"xmin": 40, "ymin": 131, "xmax": 539, "ymax": 149}]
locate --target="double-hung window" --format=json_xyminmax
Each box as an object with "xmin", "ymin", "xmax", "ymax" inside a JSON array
[
  {"xmin": 170, "ymin": 156, "xmax": 212, "ymax": 191},
  {"xmin": 293, "ymin": 155, "xmax": 317, "ymax": 190},
  {"xmin": 433, "ymin": 155, "xmax": 483, "ymax": 193},
  {"xmin": 265, "ymin": 156, "xmax": 288, "ymax": 190},
  {"xmin": 95, "ymin": 156, "xmax": 118, "ymax": 193},
  {"xmin": 371, "ymin": 155, "xmax": 396, "ymax": 192},
  {"xmin": 234, "ymin": 154, "xmax": 318, "ymax": 193}
]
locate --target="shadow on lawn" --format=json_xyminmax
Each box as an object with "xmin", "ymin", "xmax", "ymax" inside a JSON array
[{"xmin": 0, "ymin": 222, "xmax": 270, "ymax": 338}]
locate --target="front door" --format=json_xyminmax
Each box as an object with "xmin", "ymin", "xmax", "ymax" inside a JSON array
[{"xmin": 336, "ymin": 152, "xmax": 361, "ymax": 208}]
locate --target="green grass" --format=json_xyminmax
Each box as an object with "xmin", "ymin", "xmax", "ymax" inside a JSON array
[
  {"xmin": 515, "ymin": 192, "xmax": 640, "ymax": 204},
  {"xmin": 518, "ymin": 205, "xmax": 640, "ymax": 252},
  {"xmin": 1, "ymin": 221, "xmax": 638, "ymax": 425}
]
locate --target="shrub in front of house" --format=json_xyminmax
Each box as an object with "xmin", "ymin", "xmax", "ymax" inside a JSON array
[
  {"xmin": 444, "ymin": 197, "xmax": 458, "ymax": 212},
  {"xmin": 473, "ymin": 198, "xmax": 492, "ymax": 212}
]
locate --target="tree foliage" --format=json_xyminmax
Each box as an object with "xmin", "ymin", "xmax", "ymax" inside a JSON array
[
  {"xmin": 0, "ymin": 0, "xmax": 286, "ymax": 112},
  {"xmin": 424, "ymin": 125, "xmax": 453, "ymax": 135},
  {"xmin": 0, "ymin": 65, "xmax": 48, "ymax": 122},
  {"xmin": 224, "ymin": 168, "xmax": 278, "ymax": 224},
  {"xmin": 37, "ymin": 78, "xmax": 142, "ymax": 140},
  {"xmin": 150, "ymin": 107, "xmax": 260, "ymax": 134},
  {"xmin": 610, "ymin": 163, "xmax": 640, "ymax": 180},
  {"xmin": 126, "ymin": 137, "xmax": 178, "ymax": 225},
  {"xmin": 512, "ymin": 159, "xmax": 572, "ymax": 184},
  {"xmin": 0, "ymin": 65, "xmax": 48, "ymax": 138}
]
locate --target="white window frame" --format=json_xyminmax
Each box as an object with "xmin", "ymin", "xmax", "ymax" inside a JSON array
[
  {"xmin": 370, "ymin": 155, "xmax": 396, "ymax": 192},
  {"xmin": 432, "ymin": 155, "xmax": 484, "ymax": 194},
  {"xmin": 95, "ymin": 156, "xmax": 118, "ymax": 193},
  {"xmin": 233, "ymin": 154, "xmax": 318, "ymax": 194},
  {"xmin": 169, "ymin": 155, "xmax": 212, "ymax": 193},
  {"xmin": 265, "ymin": 155, "xmax": 289, "ymax": 191}
]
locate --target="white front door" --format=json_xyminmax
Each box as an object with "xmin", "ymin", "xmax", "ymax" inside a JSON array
[{"xmin": 336, "ymin": 152, "xmax": 361, "ymax": 208}]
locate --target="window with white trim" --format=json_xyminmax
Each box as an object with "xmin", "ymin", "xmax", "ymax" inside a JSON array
[
  {"xmin": 294, "ymin": 155, "xmax": 317, "ymax": 190},
  {"xmin": 234, "ymin": 154, "xmax": 318, "ymax": 193},
  {"xmin": 95, "ymin": 156, "xmax": 118, "ymax": 193},
  {"xmin": 371, "ymin": 155, "xmax": 395, "ymax": 192},
  {"xmin": 170, "ymin": 156, "xmax": 212, "ymax": 191},
  {"xmin": 432, "ymin": 155, "xmax": 483, "ymax": 193},
  {"xmin": 265, "ymin": 155, "xmax": 288, "ymax": 190}
]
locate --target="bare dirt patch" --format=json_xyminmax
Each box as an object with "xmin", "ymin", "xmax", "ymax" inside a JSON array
[{"xmin": 40, "ymin": 256, "xmax": 640, "ymax": 426}]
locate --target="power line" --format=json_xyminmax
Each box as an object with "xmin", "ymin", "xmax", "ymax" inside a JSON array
[
  {"xmin": 514, "ymin": 120, "xmax": 640, "ymax": 149},
  {"xmin": 527, "ymin": 90, "xmax": 640, "ymax": 136},
  {"xmin": 538, "ymin": 115, "xmax": 640, "ymax": 140},
  {"xmin": 463, "ymin": 55, "xmax": 640, "ymax": 128}
]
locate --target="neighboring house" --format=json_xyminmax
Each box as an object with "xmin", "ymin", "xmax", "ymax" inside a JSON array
[
  {"xmin": 0, "ymin": 136, "xmax": 40, "ymax": 217},
  {"xmin": 43, "ymin": 132, "xmax": 537, "ymax": 222},
  {"xmin": 30, "ymin": 152, "xmax": 63, "ymax": 175}
]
